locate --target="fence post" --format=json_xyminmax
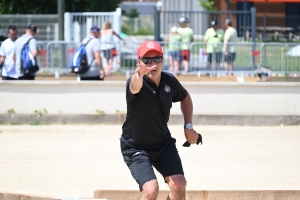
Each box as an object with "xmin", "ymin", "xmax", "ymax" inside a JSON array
[
  {"xmin": 251, "ymin": 7, "xmax": 257, "ymax": 70},
  {"xmin": 154, "ymin": 7, "xmax": 162, "ymax": 41},
  {"xmin": 263, "ymin": 14, "xmax": 267, "ymax": 42},
  {"xmin": 64, "ymin": 12, "xmax": 71, "ymax": 42}
]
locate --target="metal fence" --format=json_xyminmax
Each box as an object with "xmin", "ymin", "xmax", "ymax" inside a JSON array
[
  {"xmin": 33, "ymin": 41, "xmax": 300, "ymax": 76},
  {"xmin": 64, "ymin": 9, "xmax": 122, "ymax": 42},
  {"xmin": 1, "ymin": 40, "xmax": 300, "ymax": 77},
  {"xmin": 0, "ymin": 9, "xmax": 121, "ymax": 43},
  {"xmin": 0, "ymin": 14, "xmax": 59, "ymax": 41},
  {"xmin": 260, "ymin": 43, "xmax": 300, "ymax": 75}
]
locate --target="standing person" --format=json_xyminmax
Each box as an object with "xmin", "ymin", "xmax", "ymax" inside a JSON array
[
  {"xmin": 223, "ymin": 19, "xmax": 238, "ymax": 73},
  {"xmin": 177, "ymin": 25, "xmax": 194, "ymax": 74},
  {"xmin": 100, "ymin": 21, "xmax": 125, "ymax": 76},
  {"xmin": 14, "ymin": 24, "xmax": 38, "ymax": 80},
  {"xmin": 79, "ymin": 26, "xmax": 105, "ymax": 81},
  {"xmin": 0, "ymin": 25, "xmax": 18, "ymax": 80},
  {"xmin": 203, "ymin": 21, "xmax": 224, "ymax": 72},
  {"xmin": 120, "ymin": 40, "xmax": 200, "ymax": 200},
  {"xmin": 166, "ymin": 26, "xmax": 181, "ymax": 76}
]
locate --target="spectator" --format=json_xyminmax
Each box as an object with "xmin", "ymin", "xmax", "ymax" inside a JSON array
[
  {"xmin": 0, "ymin": 25, "xmax": 18, "ymax": 80},
  {"xmin": 223, "ymin": 19, "xmax": 238, "ymax": 73},
  {"xmin": 166, "ymin": 26, "xmax": 181, "ymax": 76},
  {"xmin": 100, "ymin": 21, "xmax": 125, "ymax": 76},
  {"xmin": 120, "ymin": 40, "xmax": 199, "ymax": 199},
  {"xmin": 203, "ymin": 21, "xmax": 224, "ymax": 72},
  {"xmin": 14, "ymin": 24, "xmax": 38, "ymax": 80},
  {"xmin": 79, "ymin": 26, "xmax": 105, "ymax": 81},
  {"xmin": 177, "ymin": 24, "xmax": 194, "ymax": 74}
]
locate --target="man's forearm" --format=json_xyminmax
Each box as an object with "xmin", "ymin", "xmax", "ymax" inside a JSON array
[
  {"xmin": 130, "ymin": 72, "xmax": 143, "ymax": 94},
  {"xmin": 96, "ymin": 56, "xmax": 104, "ymax": 71},
  {"xmin": 0, "ymin": 56, "xmax": 5, "ymax": 65},
  {"xmin": 180, "ymin": 92, "xmax": 193, "ymax": 124}
]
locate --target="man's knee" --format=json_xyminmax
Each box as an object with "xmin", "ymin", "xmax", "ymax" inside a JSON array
[
  {"xmin": 167, "ymin": 174, "xmax": 187, "ymax": 192},
  {"xmin": 142, "ymin": 179, "xmax": 159, "ymax": 199}
]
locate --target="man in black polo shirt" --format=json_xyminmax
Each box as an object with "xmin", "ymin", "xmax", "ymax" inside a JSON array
[{"xmin": 120, "ymin": 40, "xmax": 199, "ymax": 200}]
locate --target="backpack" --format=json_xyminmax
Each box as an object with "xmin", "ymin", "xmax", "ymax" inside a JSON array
[
  {"xmin": 20, "ymin": 38, "xmax": 39, "ymax": 74},
  {"xmin": 69, "ymin": 38, "xmax": 93, "ymax": 74}
]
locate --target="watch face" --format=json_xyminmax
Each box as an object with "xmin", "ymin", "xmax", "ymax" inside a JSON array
[{"xmin": 185, "ymin": 123, "xmax": 193, "ymax": 129}]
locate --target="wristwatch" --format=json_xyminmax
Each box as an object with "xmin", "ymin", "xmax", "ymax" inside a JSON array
[{"xmin": 184, "ymin": 123, "xmax": 193, "ymax": 129}]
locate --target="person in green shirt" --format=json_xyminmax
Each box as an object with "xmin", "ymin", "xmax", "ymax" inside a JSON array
[
  {"xmin": 166, "ymin": 26, "xmax": 182, "ymax": 76},
  {"xmin": 223, "ymin": 19, "xmax": 238, "ymax": 73},
  {"xmin": 203, "ymin": 21, "xmax": 224, "ymax": 71},
  {"xmin": 177, "ymin": 26, "xmax": 194, "ymax": 74}
]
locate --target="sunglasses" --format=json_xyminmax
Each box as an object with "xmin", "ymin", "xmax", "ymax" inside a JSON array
[{"xmin": 141, "ymin": 56, "xmax": 163, "ymax": 64}]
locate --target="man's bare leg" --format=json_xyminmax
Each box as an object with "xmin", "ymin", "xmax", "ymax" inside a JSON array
[
  {"xmin": 165, "ymin": 174, "xmax": 186, "ymax": 200},
  {"xmin": 141, "ymin": 179, "xmax": 159, "ymax": 200}
]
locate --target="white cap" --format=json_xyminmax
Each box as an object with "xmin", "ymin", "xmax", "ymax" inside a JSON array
[{"xmin": 170, "ymin": 26, "xmax": 177, "ymax": 33}]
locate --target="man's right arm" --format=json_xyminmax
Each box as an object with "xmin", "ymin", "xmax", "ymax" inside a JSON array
[
  {"xmin": 0, "ymin": 46, "xmax": 5, "ymax": 66},
  {"xmin": 94, "ymin": 51, "xmax": 104, "ymax": 79},
  {"xmin": 130, "ymin": 66, "xmax": 144, "ymax": 94},
  {"xmin": 130, "ymin": 61, "xmax": 157, "ymax": 94},
  {"xmin": 0, "ymin": 56, "xmax": 5, "ymax": 67}
]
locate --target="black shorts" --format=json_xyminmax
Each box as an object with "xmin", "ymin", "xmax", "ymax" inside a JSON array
[
  {"xmin": 207, "ymin": 52, "xmax": 222, "ymax": 63},
  {"xmin": 80, "ymin": 76, "xmax": 104, "ymax": 81},
  {"xmin": 19, "ymin": 74, "xmax": 35, "ymax": 80},
  {"xmin": 2, "ymin": 76, "xmax": 18, "ymax": 80},
  {"xmin": 224, "ymin": 52, "xmax": 236, "ymax": 62},
  {"xmin": 120, "ymin": 138, "xmax": 184, "ymax": 191}
]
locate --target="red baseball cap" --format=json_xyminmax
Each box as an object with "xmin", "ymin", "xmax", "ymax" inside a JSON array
[{"xmin": 137, "ymin": 41, "xmax": 164, "ymax": 58}]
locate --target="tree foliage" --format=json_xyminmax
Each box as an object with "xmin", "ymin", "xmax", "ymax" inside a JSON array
[
  {"xmin": 0, "ymin": 0, "xmax": 122, "ymax": 14},
  {"xmin": 199, "ymin": 0, "xmax": 217, "ymax": 11},
  {"xmin": 125, "ymin": 7, "xmax": 139, "ymax": 19}
]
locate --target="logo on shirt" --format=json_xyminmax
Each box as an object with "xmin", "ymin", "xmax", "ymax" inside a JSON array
[{"xmin": 164, "ymin": 85, "xmax": 171, "ymax": 92}]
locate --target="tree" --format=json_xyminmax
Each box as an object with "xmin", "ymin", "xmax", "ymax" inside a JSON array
[
  {"xmin": 0, "ymin": 0, "xmax": 122, "ymax": 14},
  {"xmin": 125, "ymin": 7, "xmax": 139, "ymax": 19},
  {"xmin": 199, "ymin": 0, "xmax": 217, "ymax": 11}
]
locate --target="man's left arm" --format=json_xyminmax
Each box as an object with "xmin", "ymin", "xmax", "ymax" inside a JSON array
[
  {"xmin": 29, "ymin": 39, "xmax": 38, "ymax": 57},
  {"xmin": 180, "ymin": 92, "xmax": 199, "ymax": 144}
]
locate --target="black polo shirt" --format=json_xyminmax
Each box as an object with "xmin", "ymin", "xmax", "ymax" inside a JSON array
[{"xmin": 121, "ymin": 71, "xmax": 188, "ymax": 149}]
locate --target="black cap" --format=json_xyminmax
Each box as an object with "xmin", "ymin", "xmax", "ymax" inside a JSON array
[
  {"xmin": 26, "ymin": 24, "xmax": 37, "ymax": 32},
  {"xmin": 90, "ymin": 25, "xmax": 100, "ymax": 33},
  {"xmin": 211, "ymin": 21, "xmax": 218, "ymax": 26}
]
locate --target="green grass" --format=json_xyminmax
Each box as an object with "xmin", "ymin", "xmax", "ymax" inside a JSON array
[
  {"xmin": 260, "ymin": 45, "xmax": 300, "ymax": 72},
  {"xmin": 190, "ymin": 42, "xmax": 300, "ymax": 71},
  {"xmin": 31, "ymin": 120, "xmax": 43, "ymax": 125}
]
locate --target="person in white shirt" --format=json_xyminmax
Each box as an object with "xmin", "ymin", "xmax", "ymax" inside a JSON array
[
  {"xmin": 223, "ymin": 19, "xmax": 238, "ymax": 72},
  {"xmin": 14, "ymin": 24, "xmax": 39, "ymax": 80},
  {"xmin": 0, "ymin": 25, "xmax": 18, "ymax": 80}
]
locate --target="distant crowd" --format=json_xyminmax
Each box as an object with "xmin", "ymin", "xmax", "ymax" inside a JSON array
[
  {"xmin": 166, "ymin": 18, "xmax": 237, "ymax": 76},
  {"xmin": 0, "ymin": 21, "xmax": 124, "ymax": 81}
]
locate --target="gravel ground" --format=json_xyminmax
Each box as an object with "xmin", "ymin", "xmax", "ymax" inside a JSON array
[{"xmin": 0, "ymin": 125, "xmax": 300, "ymax": 199}]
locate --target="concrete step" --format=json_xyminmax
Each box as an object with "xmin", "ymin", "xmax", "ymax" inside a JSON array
[
  {"xmin": 94, "ymin": 190, "xmax": 300, "ymax": 200},
  {"xmin": 0, "ymin": 192, "xmax": 60, "ymax": 200}
]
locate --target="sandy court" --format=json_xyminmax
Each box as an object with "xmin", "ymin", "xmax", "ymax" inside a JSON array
[{"xmin": 0, "ymin": 125, "xmax": 300, "ymax": 199}]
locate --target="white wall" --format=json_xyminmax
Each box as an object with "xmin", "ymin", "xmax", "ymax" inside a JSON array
[{"xmin": 1, "ymin": 81, "xmax": 300, "ymax": 116}]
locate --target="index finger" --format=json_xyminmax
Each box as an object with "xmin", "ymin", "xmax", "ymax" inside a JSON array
[{"xmin": 147, "ymin": 64, "xmax": 157, "ymax": 71}]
